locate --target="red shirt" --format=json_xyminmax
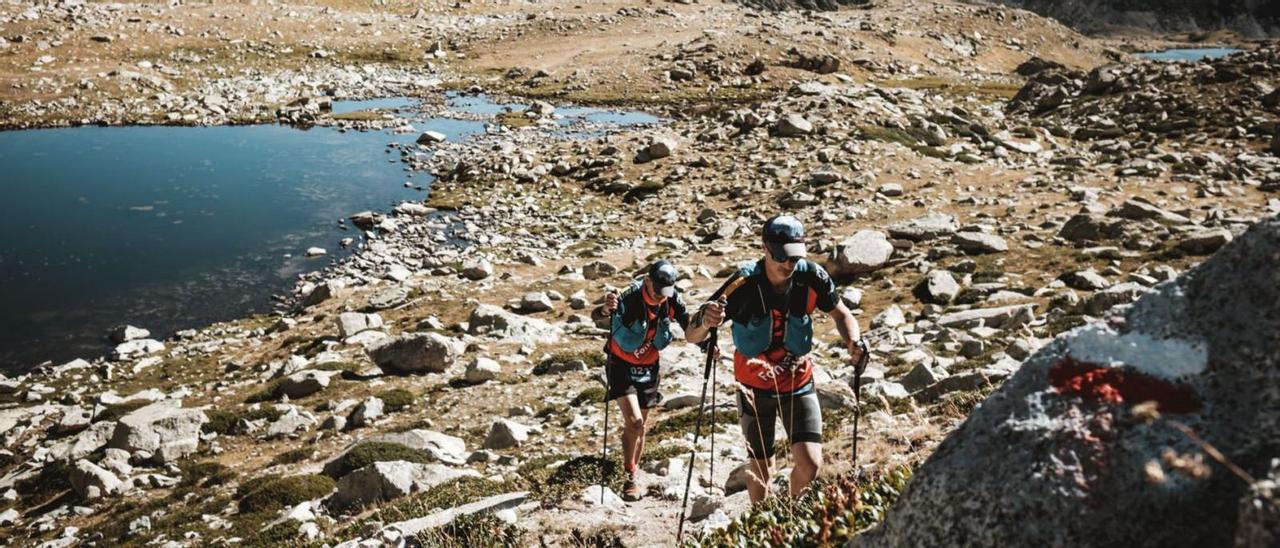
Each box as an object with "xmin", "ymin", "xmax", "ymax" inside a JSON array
[
  {"xmin": 607, "ymin": 285, "xmax": 666, "ymax": 366},
  {"xmin": 732, "ymin": 293, "xmax": 816, "ymax": 393}
]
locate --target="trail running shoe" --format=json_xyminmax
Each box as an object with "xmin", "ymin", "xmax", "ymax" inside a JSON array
[{"xmin": 622, "ymin": 475, "xmax": 642, "ymax": 501}]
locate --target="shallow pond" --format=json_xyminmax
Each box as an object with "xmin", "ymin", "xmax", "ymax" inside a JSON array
[
  {"xmin": 0, "ymin": 94, "xmax": 657, "ymax": 371},
  {"xmin": 1135, "ymin": 47, "xmax": 1242, "ymax": 62}
]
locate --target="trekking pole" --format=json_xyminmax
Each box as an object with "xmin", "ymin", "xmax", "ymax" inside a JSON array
[
  {"xmin": 677, "ymin": 328, "xmax": 718, "ymax": 544},
  {"xmin": 708, "ymin": 352, "xmax": 716, "ymax": 488},
  {"xmin": 600, "ymin": 290, "xmax": 620, "ymax": 505},
  {"xmin": 851, "ymin": 339, "xmax": 870, "ymax": 467},
  {"xmin": 601, "ymin": 371, "xmax": 609, "ymax": 505}
]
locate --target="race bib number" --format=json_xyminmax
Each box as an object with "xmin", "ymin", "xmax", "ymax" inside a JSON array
[{"xmin": 629, "ymin": 366, "xmax": 655, "ymax": 385}]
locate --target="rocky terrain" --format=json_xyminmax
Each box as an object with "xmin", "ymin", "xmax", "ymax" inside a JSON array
[
  {"xmin": 991, "ymin": 0, "xmax": 1280, "ymax": 38},
  {"xmin": 1, "ymin": 0, "xmax": 1279, "ymax": 546}
]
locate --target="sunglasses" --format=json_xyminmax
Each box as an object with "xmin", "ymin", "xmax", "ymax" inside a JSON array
[{"xmin": 768, "ymin": 250, "xmax": 802, "ymax": 264}]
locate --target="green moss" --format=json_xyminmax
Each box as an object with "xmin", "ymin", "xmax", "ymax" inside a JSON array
[
  {"xmin": 325, "ymin": 442, "xmax": 433, "ymax": 479},
  {"xmin": 178, "ymin": 460, "xmax": 238, "ymax": 488},
  {"xmin": 378, "ymin": 389, "xmax": 415, "ymax": 413},
  {"xmin": 571, "ymin": 386, "xmax": 607, "ymax": 407},
  {"xmin": 237, "ymin": 474, "xmax": 335, "ymax": 513},
  {"xmin": 271, "ymin": 448, "xmax": 314, "ymax": 467}
]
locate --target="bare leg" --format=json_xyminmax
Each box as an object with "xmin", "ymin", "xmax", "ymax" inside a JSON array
[
  {"xmin": 618, "ymin": 394, "xmax": 645, "ymax": 473},
  {"xmin": 746, "ymin": 456, "xmax": 773, "ymax": 503},
  {"xmin": 789, "ymin": 442, "xmax": 823, "ymax": 497}
]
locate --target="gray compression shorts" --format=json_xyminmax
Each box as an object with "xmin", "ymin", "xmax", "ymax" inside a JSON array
[{"xmin": 737, "ymin": 383, "xmax": 823, "ymax": 459}]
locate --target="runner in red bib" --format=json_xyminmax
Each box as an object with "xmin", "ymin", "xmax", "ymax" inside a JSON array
[
  {"xmin": 601, "ymin": 260, "xmax": 690, "ymax": 501},
  {"xmin": 688, "ymin": 215, "xmax": 866, "ymax": 503}
]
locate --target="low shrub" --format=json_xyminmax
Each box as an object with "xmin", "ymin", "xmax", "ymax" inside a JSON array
[
  {"xmin": 415, "ymin": 511, "xmax": 524, "ymax": 547},
  {"xmin": 533, "ymin": 349, "xmax": 605, "ymax": 375},
  {"xmin": 324, "ymin": 442, "xmax": 433, "ymax": 479},
  {"xmin": 695, "ymin": 467, "xmax": 913, "ymax": 547},
  {"xmin": 179, "ymin": 460, "xmax": 238, "ymax": 488},
  {"xmin": 378, "ymin": 389, "xmax": 415, "ymax": 413},
  {"xmin": 270, "ymin": 448, "xmax": 313, "ymax": 467},
  {"xmin": 203, "ymin": 407, "xmax": 285, "ymax": 436},
  {"xmin": 571, "ymin": 386, "xmax": 607, "ymax": 407},
  {"xmin": 237, "ymin": 474, "xmax": 335, "ymax": 513}
]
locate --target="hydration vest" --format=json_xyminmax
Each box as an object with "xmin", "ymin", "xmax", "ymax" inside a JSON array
[
  {"xmin": 729, "ymin": 260, "xmax": 819, "ymax": 359},
  {"xmin": 611, "ymin": 279, "xmax": 674, "ymax": 354}
]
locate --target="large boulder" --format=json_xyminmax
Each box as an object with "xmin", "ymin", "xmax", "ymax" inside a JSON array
[
  {"xmin": 108, "ymin": 401, "xmax": 206, "ymax": 463},
  {"xmin": 829, "ymin": 230, "xmax": 894, "ymax": 276},
  {"xmin": 70, "ymin": 459, "xmax": 123, "ymax": 499},
  {"xmin": 467, "ymin": 304, "xmax": 562, "ymax": 346},
  {"xmin": 327, "ymin": 461, "xmax": 478, "ymax": 511},
  {"xmin": 337, "ymin": 312, "xmax": 383, "ymax": 338},
  {"xmin": 935, "ymin": 304, "xmax": 1036, "ymax": 330},
  {"xmin": 277, "ymin": 370, "xmax": 340, "ymax": 399},
  {"xmin": 366, "ymin": 333, "xmax": 460, "ymax": 375},
  {"xmin": 951, "ymin": 231, "xmax": 1008, "ymax": 254},
  {"xmin": 483, "ymin": 419, "xmax": 533, "ymax": 450},
  {"xmin": 887, "ymin": 213, "xmax": 958, "ymax": 241},
  {"xmin": 854, "ymin": 214, "xmax": 1280, "ymax": 547}
]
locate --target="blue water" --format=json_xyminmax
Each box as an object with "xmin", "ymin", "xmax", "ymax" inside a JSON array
[
  {"xmin": 0, "ymin": 94, "xmax": 657, "ymax": 372},
  {"xmin": 1136, "ymin": 48, "xmax": 1242, "ymax": 62}
]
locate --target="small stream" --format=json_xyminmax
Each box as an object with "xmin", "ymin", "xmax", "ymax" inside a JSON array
[{"xmin": 0, "ymin": 93, "xmax": 658, "ymax": 371}]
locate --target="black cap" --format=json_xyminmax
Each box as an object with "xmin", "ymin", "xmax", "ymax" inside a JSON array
[
  {"xmin": 762, "ymin": 215, "xmax": 807, "ymax": 260},
  {"xmin": 648, "ymin": 260, "xmax": 678, "ymax": 297}
]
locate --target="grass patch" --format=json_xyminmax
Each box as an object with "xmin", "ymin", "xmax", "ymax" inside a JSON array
[
  {"xmin": 313, "ymin": 361, "xmax": 363, "ymax": 373},
  {"xmin": 178, "ymin": 460, "xmax": 238, "ymax": 488},
  {"xmin": 930, "ymin": 388, "xmax": 994, "ymax": 419},
  {"xmin": 1040, "ymin": 313, "xmax": 1088, "ymax": 337},
  {"xmin": 496, "ymin": 111, "xmax": 535, "ymax": 128},
  {"xmin": 571, "ymin": 386, "xmax": 607, "ymax": 407},
  {"xmin": 324, "ymin": 442, "xmax": 433, "ymax": 479},
  {"xmin": 536, "ymin": 403, "xmax": 570, "ymax": 419},
  {"xmin": 330, "ymin": 110, "xmax": 386, "ymax": 122},
  {"xmin": 696, "ymin": 467, "xmax": 913, "ymax": 546},
  {"xmin": 96, "ymin": 400, "xmax": 150, "ymax": 422},
  {"xmin": 648, "ymin": 409, "xmax": 738, "ymax": 442},
  {"xmin": 533, "ymin": 455, "xmax": 623, "ymax": 505},
  {"xmin": 237, "ymin": 474, "xmax": 335, "ymax": 513},
  {"xmin": 641, "ymin": 443, "xmax": 690, "ymax": 464},
  {"xmin": 534, "ymin": 349, "xmax": 605, "ymax": 375},
  {"xmin": 245, "ymin": 380, "xmax": 285, "ymax": 403},
  {"xmin": 271, "ymin": 448, "xmax": 314, "ymax": 467},
  {"xmin": 971, "ymin": 269, "xmax": 1005, "ymax": 283},
  {"xmin": 414, "ymin": 511, "xmax": 525, "ymax": 547},
  {"xmin": 378, "ymin": 388, "xmax": 415, "ymax": 413},
  {"xmin": 14, "ymin": 461, "xmax": 72, "ymax": 507},
  {"xmin": 332, "ymin": 476, "xmax": 507, "ymax": 542},
  {"xmin": 203, "ymin": 407, "xmax": 286, "ymax": 436}
]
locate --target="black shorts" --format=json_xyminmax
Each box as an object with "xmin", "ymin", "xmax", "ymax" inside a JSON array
[
  {"xmin": 738, "ymin": 384, "xmax": 823, "ymax": 459},
  {"xmin": 605, "ymin": 356, "xmax": 663, "ymax": 409}
]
